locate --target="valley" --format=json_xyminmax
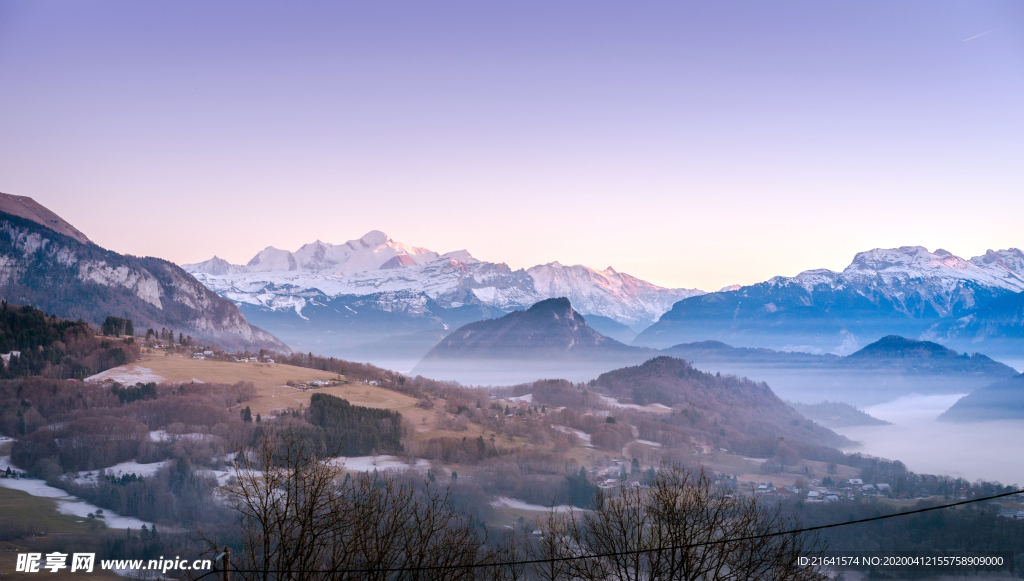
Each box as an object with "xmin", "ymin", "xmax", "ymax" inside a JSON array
[{"xmin": 0, "ymin": 198, "xmax": 1021, "ymax": 579}]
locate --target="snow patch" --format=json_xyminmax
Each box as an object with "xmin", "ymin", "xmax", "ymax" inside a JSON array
[
  {"xmin": 85, "ymin": 365, "xmax": 165, "ymax": 384},
  {"xmin": 327, "ymin": 455, "xmax": 430, "ymax": 473},
  {"xmin": 490, "ymin": 497, "xmax": 576, "ymax": 513},
  {"xmin": 0, "ymin": 469, "xmax": 155, "ymax": 529}
]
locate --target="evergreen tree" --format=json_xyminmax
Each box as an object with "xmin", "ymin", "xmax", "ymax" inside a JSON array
[
  {"xmin": 631, "ymin": 457, "xmax": 640, "ymax": 474},
  {"xmin": 242, "ymin": 406, "xmax": 253, "ymax": 423},
  {"xmin": 255, "ymin": 413, "xmax": 261, "ymax": 423}
]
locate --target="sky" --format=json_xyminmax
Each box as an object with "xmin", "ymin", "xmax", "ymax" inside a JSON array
[{"xmin": 0, "ymin": 1, "xmax": 1021, "ymax": 291}]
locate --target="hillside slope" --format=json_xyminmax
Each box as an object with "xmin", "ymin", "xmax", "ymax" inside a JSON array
[
  {"xmin": 591, "ymin": 357, "xmax": 852, "ymax": 449},
  {"xmin": 0, "ymin": 204, "xmax": 286, "ymax": 352},
  {"xmin": 412, "ymin": 298, "xmax": 657, "ymax": 384},
  {"xmin": 939, "ymin": 375, "xmax": 1024, "ymax": 422}
]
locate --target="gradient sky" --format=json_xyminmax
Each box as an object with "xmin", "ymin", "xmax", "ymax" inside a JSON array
[{"xmin": 1, "ymin": 1, "xmax": 1021, "ymax": 291}]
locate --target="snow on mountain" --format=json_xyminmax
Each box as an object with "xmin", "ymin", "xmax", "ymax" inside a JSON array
[
  {"xmin": 635, "ymin": 245, "xmax": 1024, "ymax": 353},
  {"xmin": 238, "ymin": 231, "xmax": 446, "ymax": 275},
  {"xmin": 195, "ymin": 257, "xmax": 541, "ymax": 318},
  {"xmin": 180, "ymin": 255, "xmax": 249, "ymax": 275},
  {"xmin": 969, "ymin": 248, "xmax": 1024, "ymax": 283},
  {"xmin": 527, "ymin": 262, "xmax": 703, "ymax": 328},
  {"xmin": 773, "ymin": 246, "xmax": 1024, "ymax": 317},
  {"xmin": 183, "ymin": 232, "xmax": 697, "ymax": 328}
]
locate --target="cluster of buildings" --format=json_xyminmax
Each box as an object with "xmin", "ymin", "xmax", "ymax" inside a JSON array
[
  {"xmin": 292, "ymin": 379, "xmax": 334, "ymax": 391},
  {"xmin": 804, "ymin": 478, "xmax": 892, "ymax": 502}
]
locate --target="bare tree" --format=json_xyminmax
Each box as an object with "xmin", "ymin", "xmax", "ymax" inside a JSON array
[
  {"xmin": 226, "ymin": 433, "xmax": 824, "ymax": 581},
  {"xmin": 228, "ymin": 428, "xmax": 343, "ymax": 581},
  {"xmin": 560, "ymin": 465, "xmax": 828, "ymax": 581},
  {"xmin": 225, "ymin": 428, "xmax": 481, "ymax": 581}
]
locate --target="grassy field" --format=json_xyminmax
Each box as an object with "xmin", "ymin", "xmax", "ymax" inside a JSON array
[
  {"xmin": 0, "ymin": 487, "xmax": 101, "ymax": 535},
  {"xmin": 123, "ymin": 350, "xmax": 340, "ymax": 390},
  {"xmin": 103, "ymin": 353, "xmax": 484, "ymax": 442},
  {"xmin": 0, "ymin": 488, "xmax": 122, "ymax": 580}
]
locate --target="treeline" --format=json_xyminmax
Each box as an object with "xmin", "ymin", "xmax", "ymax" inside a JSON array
[
  {"xmin": 101, "ymin": 315, "xmax": 134, "ymax": 337},
  {"xmin": 3, "ymin": 378, "xmax": 256, "ymax": 475},
  {"xmin": 0, "ymin": 302, "xmax": 140, "ymax": 379},
  {"xmin": 13, "ymin": 415, "xmax": 150, "ymax": 472},
  {"xmin": 306, "ymin": 393, "xmax": 403, "ymax": 456},
  {"xmin": 64, "ymin": 458, "xmax": 229, "ymax": 527},
  {"xmin": 263, "ymin": 349, "xmax": 489, "ymax": 403}
]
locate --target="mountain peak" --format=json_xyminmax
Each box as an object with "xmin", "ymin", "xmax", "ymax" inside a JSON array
[
  {"xmin": 847, "ymin": 335, "xmax": 956, "ymax": 359},
  {"xmin": 528, "ymin": 296, "xmax": 573, "ymax": 312},
  {"xmin": 414, "ymin": 297, "xmax": 652, "ymax": 382},
  {"xmin": 359, "ymin": 230, "xmax": 391, "ymax": 247}
]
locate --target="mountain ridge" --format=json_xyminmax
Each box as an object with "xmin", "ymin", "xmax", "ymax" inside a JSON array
[
  {"xmin": 182, "ymin": 231, "xmax": 703, "ymax": 362},
  {"xmin": 0, "ymin": 202, "xmax": 286, "ymax": 352},
  {"xmin": 182, "ymin": 232, "xmax": 703, "ymax": 329},
  {"xmin": 635, "ymin": 245, "xmax": 1024, "ymax": 357}
]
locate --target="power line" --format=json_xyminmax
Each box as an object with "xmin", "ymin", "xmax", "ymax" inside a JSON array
[{"xmin": 192, "ymin": 487, "xmax": 1023, "ymax": 578}]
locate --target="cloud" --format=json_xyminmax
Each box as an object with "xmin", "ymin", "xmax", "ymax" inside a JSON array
[{"xmin": 963, "ymin": 27, "xmax": 1000, "ymax": 42}]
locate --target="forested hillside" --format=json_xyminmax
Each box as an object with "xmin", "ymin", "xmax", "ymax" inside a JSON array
[
  {"xmin": 590, "ymin": 357, "xmax": 852, "ymax": 451},
  {"xmin": 0, "ymin": 302, "xmax": 140, "ymax": 380}
]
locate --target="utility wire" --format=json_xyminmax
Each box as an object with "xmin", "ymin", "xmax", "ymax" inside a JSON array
[{"xmin": 190, "ymin": 487, "xmax": 1023, "ymax": 578}]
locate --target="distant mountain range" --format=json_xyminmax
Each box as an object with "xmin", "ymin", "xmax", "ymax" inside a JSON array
[
  {"xmin": 183, "ymin": 241, "xmax": 1024, "ymax": 367},
  {"xmin": 663, "ymin": 336, "xmax": 1018, "ymax": 406},
  {"xmin": 634, "ymin": 246, "xmax": 1024, "ymax": 360},
  {"xmin": 0, "ymin": 194, "xmax": 285, "ymax": 352},
  {"xmin": 182, "ymin": 231, "xmax": 702, "ymax": 366},
  {"xmin": 406, "ymin": 294, "xmax": 1016, "ymax": 401}
]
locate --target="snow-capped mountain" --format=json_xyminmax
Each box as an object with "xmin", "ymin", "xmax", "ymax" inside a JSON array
[
  {"xmin": 635, "ymin": 246, "xmax": 1024, "ymax": 356},
  {"xmin": 527, "ymin": 263, "xmax": 703, "ymax": 328},
  {"xmin": 182, "ymin": 231, "xmax": 703, "ymax": 366},
  {"xmin": 775, "ymin": 246, "xmax": 1024, "ymax": 315}
]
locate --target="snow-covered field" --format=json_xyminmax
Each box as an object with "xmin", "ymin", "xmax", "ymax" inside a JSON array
[
  {"xmin": 85, "ymin": 365, "xmax": 165, "ymax": 384},
  {"xmin": 55, "ymin": 500, "xmax": 153, "ymax": 529},
  {"xmin": 490, "ymin": 497, "xmax": 576, "ymax": 513},
  {"xmin": 597, "ymin": 395, "xmax": 672, "ymax": 413},
  {"xmin": 149, "ymin": 430, "xmax": 213, "ymax": 443},
  {"xmin": 508, "ymin": 394, "xmax": 533, "ymax": 403},
  {"xmin": 634, "ymin": 439, "xmax": 662, "ymax": 448},
  {"xmin": 74, "ymin": 460, "xmax": 172, "ymax": 485},
  {"xmin": 0, "ymin": 458, "xmax": 154, "ymax": 529},
  {"xmin": 328, "ymin": 455, "xmax": 430, "ymax": 473},
  {"xmin": 551, "ymin": 425, "xmax": 592, "ymax": 447}
]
